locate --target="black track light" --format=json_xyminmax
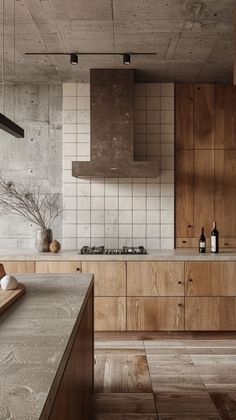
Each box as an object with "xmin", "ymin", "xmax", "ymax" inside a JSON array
[
  {"xmin": 70, "ymin": 53, "xmax": 78, "ymax": 65},
  {"xmin": 123, "ymin": 53, "xmax": 131, "ymax": 65}
]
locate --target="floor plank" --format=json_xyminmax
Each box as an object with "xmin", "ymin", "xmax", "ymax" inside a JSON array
[
  {"xmin": 90, "ymin": 414, "xmax": 158, "ymax": 419},
  {"xmin": 210, "ymin": 392, "xmax": 236, "ymax": 419},
  {"xmin": 91, "ymin": 393, "xmax": 156, "ymax": 413},
  {"xmin": 93, "ymin": 335, "xmax": 236, "ymax": 418},
  {"xmin": 94, "ymin": 354, "xmax": 152, "ymax": 393},
  {"xmin": 154, "ymin": 392, "xmax": 218, "ymax": 415}
]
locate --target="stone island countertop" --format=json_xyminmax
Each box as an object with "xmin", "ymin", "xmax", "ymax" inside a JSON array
[
  {"xmin": 0, "ymin": 249, "xmax": 236, "ymax": 261},
  {"xmin": 0, "ymin": 273, "xmax": 94, "ymax": 420}
]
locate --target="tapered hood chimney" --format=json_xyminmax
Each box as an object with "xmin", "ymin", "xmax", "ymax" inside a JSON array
[{"xmin": 72, "ymin": 69, "xmax": 159, "ymax": 177}]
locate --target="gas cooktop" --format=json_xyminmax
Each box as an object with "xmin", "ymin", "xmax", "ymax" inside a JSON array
[{"xmin": 80, "ymin": 246, "xmax": 147, "ymax": 255}]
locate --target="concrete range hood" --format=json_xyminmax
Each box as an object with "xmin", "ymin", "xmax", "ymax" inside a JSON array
[{"xmin": 72, "ymin": 69, "xmax": 159, "ymax": 178}]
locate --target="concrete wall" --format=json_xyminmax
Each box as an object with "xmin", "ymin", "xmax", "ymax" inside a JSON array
[
  {"xmin": 62, "ymin": 83, "xmax": 174, "ymax": 250},
  {"xmin": 0, "ymin": 84, "xmax": 62, "ymax": 249}
]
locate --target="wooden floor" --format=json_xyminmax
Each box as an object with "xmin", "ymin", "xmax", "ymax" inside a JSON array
[{"xmin": 90, "ymin": 333, "xmax": 236, "ymax": 419}]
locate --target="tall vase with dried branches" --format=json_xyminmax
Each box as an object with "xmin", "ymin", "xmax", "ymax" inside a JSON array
[{"xmin": 0, "ymin": 177, "xmax": 63, "ymax": 251}]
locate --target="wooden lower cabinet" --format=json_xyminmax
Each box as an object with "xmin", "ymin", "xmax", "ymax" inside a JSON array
[
  {"xmin": 82, "ymin": 261, "xmax": 126, "ymax": 297},
  {"xmin": 185, "ymin": 261, "xmax": 236, "ymax": 296},
  {"xmin": 127, "ymin": 261, "xmax": 184, "ymax": 296},
  {"xmin": 35, "ymin": 261, "xmax": 81, "ymax": 273},
  {"xmin": 94, "ymin": 297, "xmax": 126, "ymax": 331},
  {"xmin": 185, "ymin": 297, "xmax": 236, "ymax": 330},
  {"xmin": 2, "ymin": 261, "xmax": 35, "ymax": 273},
  {"xmin": 127, "ymin": 297, "xmax": 184, "ymax": 331}
]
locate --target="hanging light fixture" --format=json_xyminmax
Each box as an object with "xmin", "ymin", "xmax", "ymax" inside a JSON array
[
  {"xmin": 70, "ymin": 53, "xmax": 78, "ymax": 65},
  {"xmin": 0, "ymin": 0, "xmax": 24, "ymax": 138},
  {"xmin": 123, "ymin": 53, "xmax": 131, "ymax": 65}
]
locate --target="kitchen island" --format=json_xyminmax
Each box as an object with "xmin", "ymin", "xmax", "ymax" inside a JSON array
[{"xmin": 0, "ymin": 273, "xmax": 94, "ymax": 420}]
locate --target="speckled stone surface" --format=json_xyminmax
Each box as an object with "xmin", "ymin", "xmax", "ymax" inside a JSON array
[
  {"xmin": 0, "ymin": 273, "xmax": 93, "ymax": 420},
  {"xmin": 0, "ymin": 249, "xmax": 236, "ymax": 261}
]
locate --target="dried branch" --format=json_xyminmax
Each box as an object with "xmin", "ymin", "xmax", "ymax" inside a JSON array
[{"xmin": 0, "ymin": 177, "xmax": 63, "ymax": 229}]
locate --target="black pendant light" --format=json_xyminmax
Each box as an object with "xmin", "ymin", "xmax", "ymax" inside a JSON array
[{"xmin": 0, "ymin": 0, "xmax": 24, "ymax": 138}]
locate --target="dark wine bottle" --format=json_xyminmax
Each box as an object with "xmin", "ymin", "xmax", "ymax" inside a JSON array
[
  {"xmin": 199, "ymin": 227, "xmax": 206, "ymax": 253},
  {"xmin": 211, "ymin": 222, "xmax": 219, "ymax": 253}
]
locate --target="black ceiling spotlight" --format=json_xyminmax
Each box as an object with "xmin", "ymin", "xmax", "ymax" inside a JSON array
[
  {"xmin": 70, "ymin": 53, "xmax": 78, "ymax": 65},
  {"xmin": 123, "ymin": 53, "xmax": 131, "ymax": 65}
]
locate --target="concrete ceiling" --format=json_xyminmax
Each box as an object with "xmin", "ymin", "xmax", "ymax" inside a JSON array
[{"xmin": 0, "ymin": 0, "xmax": 235, "ymax": 83}]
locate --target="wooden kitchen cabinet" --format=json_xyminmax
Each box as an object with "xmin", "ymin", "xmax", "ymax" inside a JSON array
[
  {"xmin": 94, "ymin": 297, "xmax": 126, "ymax": 331},
  {"xmin": 193, "ymin": 84, "xmax": 214, "ymax": 149},
  {"xmin": 127, "ymin": 297, "xmax": 184, "ymax": 331},
  {"xmin": 215, "ymin": 84, "xmax": 236, "ymax": 149},
  {"xmin": 193, "ymin": 150, "xmax": 214, "ymax": 237},
  {"xmin": 82, "ymin": 261, "xmax": 126, "ymax": 297},
  {"xmin": 175, "ymin": 84, "xmax": 193, "ymax": 149},
  {"xmin": 35, "ymin": 261, "xmax": 81, "ymax": 273},
  {"xmin": 175, "ymin": 149, "xmax": 194, "ymax": 239},
  {"xmin": 185, "ymin": 297, "xmax": 236, "ymax": 330},
  {"xmin": 185, "ymin": 262, "xmax": 236, "ymax": 296},
  {"xmin": 215, "ymin": 150, "xmax": 236, "ymax": 238},
  {"xmin": 2, "ymin": 261, "xmax": 35, "ymax": 273},
  {"xmin": 176, "ymin": 83, "xmax": 236, "ymax": 247},
  {"xmin": 127, "ymin": 261, "xmax": 184, "ymax": 296}
]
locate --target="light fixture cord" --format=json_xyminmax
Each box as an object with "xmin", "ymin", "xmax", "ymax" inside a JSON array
[{"xmin": 2, "ymin": 0, "xmax": 5, "ymax": 114}]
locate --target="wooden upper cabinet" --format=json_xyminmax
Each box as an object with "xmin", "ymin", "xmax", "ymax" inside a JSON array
[
  {"xmin": 185, "ymin": 262, "xmax": 236, "ymax": 296},
  {"xmin": 194, "ymin": 84, "xmax": 214, "ymax": 149},
  {"xmin": 215, "ymin": 84, "xmax": 236, "ymax": 149},
  {"xmin": 215, "ymin": 150, "xmax": 236, "ymax": 238},
  {"xmin": 127, "ymin": 262, "xmax": 184, "ymax": 296},
  {"xmin": 193, "ymin": 150, "xmax": 214, "ymax": 237},
  {"xmin": 175, "ymin": 149, "xmax": 194, "ymax": 238},
  {"xmin": 127, "ymin": 297, "xmax": 184, "ymax": 331},
  {"xmin": 35, "ymin": 261, "xmax": 81, "ymax": 273},
  {"xmin": 2, "ymin": 261, "xmax": 35, "ymax": 273},
  {"xmin": 175, "ymin": 84, "xmax": 193, "ymax": 149},
  {"xmin": 82, "ymin": 261, "xmax": 126, "ymax": 297}
]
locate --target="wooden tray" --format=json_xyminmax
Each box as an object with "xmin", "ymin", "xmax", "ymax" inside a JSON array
[{"xmin": 0, "ymin": 283, "xmax": 25, "ymax": 315}]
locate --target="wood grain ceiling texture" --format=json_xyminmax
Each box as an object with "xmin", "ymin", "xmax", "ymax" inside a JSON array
[{"xmin": 0, "ymin": 0, "xmax": 235, "ymax": 83}]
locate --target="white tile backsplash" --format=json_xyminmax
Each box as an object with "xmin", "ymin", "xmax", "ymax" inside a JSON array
[{"xmin": 63, "ymin": 82, "xmax": 174, "ymax": 249}]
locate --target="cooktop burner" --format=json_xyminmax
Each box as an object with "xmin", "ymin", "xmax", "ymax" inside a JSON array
[{"xmin": 80, "ymin": 246, "xmax": 147, "ymax": 255}]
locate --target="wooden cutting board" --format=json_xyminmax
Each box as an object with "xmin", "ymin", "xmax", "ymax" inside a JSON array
[{"xmin": 0, "ymin": 283, "xmax": 25, "ymax": 315}]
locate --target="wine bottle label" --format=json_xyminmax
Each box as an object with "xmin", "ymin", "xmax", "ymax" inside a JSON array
[
  {"xmin": 200, "ymin": 242, "xmax": 205, "ymax": 247},
  {"xmin": 211, "ymin": 236, "xmax": 216, "ymax": 252}
]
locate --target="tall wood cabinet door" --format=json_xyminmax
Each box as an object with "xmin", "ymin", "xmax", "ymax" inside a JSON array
[
  {"xmin": 194, "ymin": 84, "xmax": 214, "ymax": 149},
  {"xmin": 95, "ymin": 297, "xmax": 126, "ymax": 331},
  {"xmin": 127, "ymin": 262, "xmax": 184, "ymax": 296},
  {"xmin": 185, "ymin": 262, "xmax": 236, "ymax": 296},
  {"xmin": 127, "ymin": 297, "xmax": 184, "ymax": 331},
  {"xmin": 2, "ymin": 261, "xmax": 35, "ymax": 273},
  {"xmin": 215, "ymin": 84, "xmax": 236, "ymax": 149},
  {"xmin": 82, "ymin": 261, "xmax": 126, "ymax": 296},
  {"xmin": 215, "ymin": 150, "xmax": 236, "ymax": 237},
  {"xmin": 185, "ymin": 297, "xmax": 236, "ymax": 330},
  {"xmin": 193, "ymin": 150, "xmax": 214, "ymax": 237},
  {"xmin": 35, "ymin": 261, "xmax": 81, "ymax": 273},
  {"xmin": 176, "ymin": 149, "xmax": 194, "ymax": 238},
  {"xmin": 175, "ymin": 84, "xmax": 193, "ymax": 149}
]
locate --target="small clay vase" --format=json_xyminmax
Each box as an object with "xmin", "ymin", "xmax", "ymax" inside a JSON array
[{"xmin": 35, "ymin": 229, "xmax": 53, "ymax": 252}]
